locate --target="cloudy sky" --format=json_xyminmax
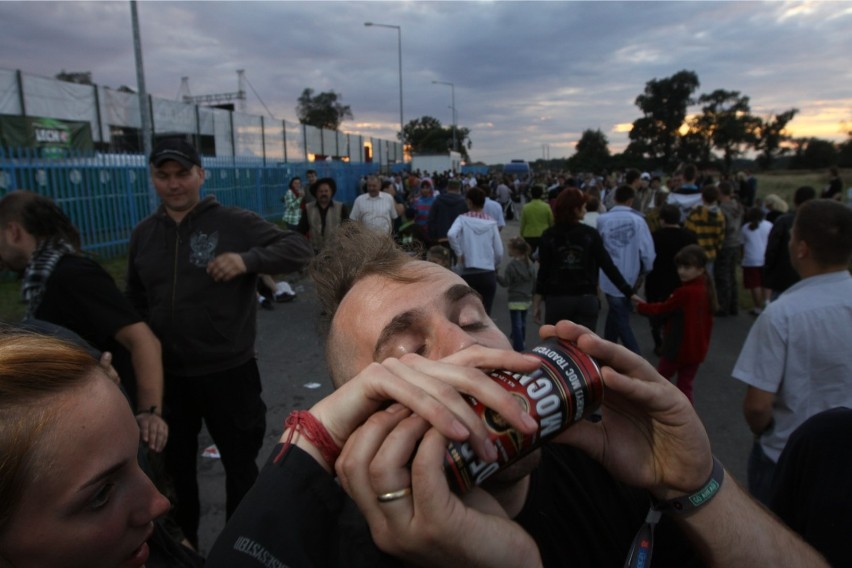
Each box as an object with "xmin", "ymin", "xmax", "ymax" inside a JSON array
[{"xmin": 2, "ymin": 1, "xmax": 851, "ymax": 164}]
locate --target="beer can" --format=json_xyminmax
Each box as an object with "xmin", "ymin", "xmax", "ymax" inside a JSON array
[{"xmin": 444, "ymin": 337, "xmax": 604, "ymax": 493}]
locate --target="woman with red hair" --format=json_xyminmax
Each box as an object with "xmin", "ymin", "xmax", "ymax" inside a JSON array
[{"xmin": 533, "ymin": 187, "xmax": 635, "ymax": 331}]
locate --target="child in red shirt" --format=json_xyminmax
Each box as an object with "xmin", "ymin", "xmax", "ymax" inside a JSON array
[{"xmin": 633, "ymin": 244, "xmax": 718, "ymax": 403}]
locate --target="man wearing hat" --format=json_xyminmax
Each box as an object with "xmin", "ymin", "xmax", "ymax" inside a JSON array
[
  {"xmin": 635, "ymin": 172, "xmax": 660, "ymax": 213},
  {"xmin": 127, "ymin": 138, "xmax": 313, "ymax": 548},
  {"xmin": 298, "ymin": 177, "xmax": 349, "ymax": 253}
]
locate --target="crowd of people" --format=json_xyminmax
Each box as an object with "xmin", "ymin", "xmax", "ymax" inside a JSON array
[{"xmin": 0, "ymin": 145, "xmax": 849, "ymax": 567}]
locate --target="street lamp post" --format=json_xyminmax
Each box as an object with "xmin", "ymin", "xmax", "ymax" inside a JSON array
[
  {"xmin": 364, "ymin": 22, "xmax": 404, "ymax": 145},
  {"xmin": 432, "ymin": 80, "xmax": 457, "ymax": 153}
]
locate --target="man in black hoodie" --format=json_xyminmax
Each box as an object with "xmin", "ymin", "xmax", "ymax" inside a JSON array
[
  {"xmin": 128, "ymin": 138, "xmax": 313, "ymax": 548},
  {"xmin": 427, "ymin": 178, "xmax": 467, "ymax": 249}
]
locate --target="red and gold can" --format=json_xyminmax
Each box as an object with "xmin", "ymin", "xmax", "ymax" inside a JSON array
[{"xmin": 445, "ymin": 337, "xmax": 604, "ymax": 493}]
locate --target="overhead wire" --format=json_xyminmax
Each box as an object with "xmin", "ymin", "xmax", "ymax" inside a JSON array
[{"xmin": 244, "ymin": 72, "xmax": 276, "ymax": 120}]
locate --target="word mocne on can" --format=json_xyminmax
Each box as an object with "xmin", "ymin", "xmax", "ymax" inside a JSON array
[{"xmin": 445, "ymin": 337, "xmax": 604, "ymax": 493}]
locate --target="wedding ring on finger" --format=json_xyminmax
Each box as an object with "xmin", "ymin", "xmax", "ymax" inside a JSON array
[{"xmin": 377, "ymin": 487, "xmax": 412, "ymax": 503}]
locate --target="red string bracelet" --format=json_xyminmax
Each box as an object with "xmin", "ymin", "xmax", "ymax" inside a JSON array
[{"xmin": 273, "ymin": 410, "xmax": 341, "ymax": 470}]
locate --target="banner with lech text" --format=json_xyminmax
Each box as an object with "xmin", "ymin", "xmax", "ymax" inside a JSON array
[{"xmin": 0, "ymin": 114, "xmax": 94, "ymax": 157}]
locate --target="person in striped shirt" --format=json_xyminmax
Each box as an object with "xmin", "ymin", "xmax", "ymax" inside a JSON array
[{"xmin": 684, "ymin": 185, "xmax": 726, "ymax": 278}]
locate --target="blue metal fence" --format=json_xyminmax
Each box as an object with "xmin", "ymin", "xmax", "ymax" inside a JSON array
[{"xmin": 0, "ymin": 148, "xmax": 379, "ymax": 259}]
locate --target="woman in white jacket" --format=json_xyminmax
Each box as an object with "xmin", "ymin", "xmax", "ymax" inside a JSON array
[{"xmin": 447, "ymin": 186, "xmax": 503, "ymax": 315}]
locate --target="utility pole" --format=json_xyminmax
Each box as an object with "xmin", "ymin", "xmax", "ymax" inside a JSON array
[{"xmin": 130, "ymin": 0, "xmax": 156, "ymax": 211}]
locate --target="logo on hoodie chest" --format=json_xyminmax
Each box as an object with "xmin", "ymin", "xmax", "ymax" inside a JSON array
[{"xmin": 189, "ymin": 231, "xmax": 219, "ymax": 267}]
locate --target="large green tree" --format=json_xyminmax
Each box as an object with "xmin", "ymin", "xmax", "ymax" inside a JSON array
[
  {"xmin": 296, "ymin": 88, "xmax": 353, "ymax": 130},
  {"xmin": 753, "ymin": 109, "xmax": 798, "ymax": 170},
  {"xmin": 692, "ymin": 89, "xmax": 760, "ymax": 172},
  {"xmin": 567, "ymin": 129, "xmax": 610, "ymax": 173},
  {"xmin": 627, "ymin": 70, "xmax": 700, "ymax": 170},
  {"xmin": 400, "ymin": 116, "xmax": 471, "ymax": 161},
  {"xmin": 675, "ymin": 125, "xmax": 714, "ymax": 166}
]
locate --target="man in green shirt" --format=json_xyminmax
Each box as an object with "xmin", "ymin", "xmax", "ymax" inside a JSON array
[{"xmin": 519, "ymin": 184, "xmax": 554, "ymax": 256}]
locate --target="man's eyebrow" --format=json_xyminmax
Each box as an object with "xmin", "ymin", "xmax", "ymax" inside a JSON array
[
  {"xmin": 373, "ymin": 310, "xmax": 420, "ymax": 361},
  {"xmin": 445, "ymin": 283, "xmax": 481, "ymax": 304},
  {"xmin": 371, "ymin": 284, "xmax": 482, "ymax": 361}
]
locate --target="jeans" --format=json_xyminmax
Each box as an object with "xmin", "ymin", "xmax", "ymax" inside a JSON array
[
  {"xmin": 509, "ymin": 309, "xmax": 528, "ymax": 352},
  {"xmin": 604, "ymin": 294, "xmax": 641, "ymax": 355},
  {"xmin": 747, "ymin": 441, "xmax": 777, "ymax": 506}
]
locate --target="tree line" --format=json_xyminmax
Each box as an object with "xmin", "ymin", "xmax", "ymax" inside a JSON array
[
  {"xmin": 296, "ymin": 88, "xmax": 471, "ymax": 161},
  {"xmin": 296, "ymin": 71, "xmax": 852, "ymax": 171},
  {"xmin": 544, "ymin": 70, "xmax": 852, "ymax": 174}
]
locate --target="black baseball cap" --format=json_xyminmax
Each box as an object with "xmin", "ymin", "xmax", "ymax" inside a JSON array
[{"xmin": 149, "ymin": 139, "xmax": 202, "ymax": 169}]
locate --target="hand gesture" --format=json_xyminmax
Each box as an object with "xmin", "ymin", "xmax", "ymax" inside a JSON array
[
  {"xmin": 305, "ymin": 346, "xmax": 542, "ymax": 471},
  {"xmin": 337, "ymin": 406, "xmax": 543, "ymax": 568},
  {"xmin": 207, "ymin": 252, "xmax": 247, "ymax": 282},
  {"xmin": 136, "ymin": 412, "xmax": 169, "ymax": 453},
  {"xmin": 541, "ymin": 321, "xmax": 713, "ymax": 498},
  {"xmin": 532, "ymin": 297, "xmax": 543, "ymax": 325}
]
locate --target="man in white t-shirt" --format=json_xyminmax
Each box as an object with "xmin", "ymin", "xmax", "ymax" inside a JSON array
[
  {"xmin": 732, "ymin": 199, "xmax": 852, "ymax": 504},
  {"xmin": 349, "ymin": 175, "xmax": 398, "ymax": 234}
]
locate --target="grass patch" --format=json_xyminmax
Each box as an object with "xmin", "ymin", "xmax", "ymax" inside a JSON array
[
  {"xmin": 0, "ymin": 278, "xmax": 24, "ymax": 322},
  {"xmin": 753, "ymin": 169, "xmax": 845, "ymax": 203},
  {"xmin": 0, "ymin": 255, "xmax": 129, "ymax": 322}
]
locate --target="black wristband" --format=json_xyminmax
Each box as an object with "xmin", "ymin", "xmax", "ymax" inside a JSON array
[{"xmin": 653, "ymin": 456, "xmax": 724, "ymax": 515}]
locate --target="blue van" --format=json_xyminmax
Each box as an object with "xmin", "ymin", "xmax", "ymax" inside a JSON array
[{"xmin": 503, "ymin": 160, "xmax": 531, "ymax": 177}]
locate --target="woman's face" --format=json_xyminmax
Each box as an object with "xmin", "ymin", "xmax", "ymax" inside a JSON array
[
  {"xmin": 291, "ymin": 179, "xmax": 302, "ymax": 193},
  {"xmin": 0, "ymin": 373, "xmax": 170, "ymax": 568}
]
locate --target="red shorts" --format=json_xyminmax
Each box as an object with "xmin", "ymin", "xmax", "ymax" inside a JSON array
[{"xmin": 742, "ymin": 266, "xmax": 763, "ymax": 289}]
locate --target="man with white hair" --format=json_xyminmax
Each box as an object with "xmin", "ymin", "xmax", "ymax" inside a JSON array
[{"xmin": 350, "ymin": 175, "xmax": 399, "ymax": 234}]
